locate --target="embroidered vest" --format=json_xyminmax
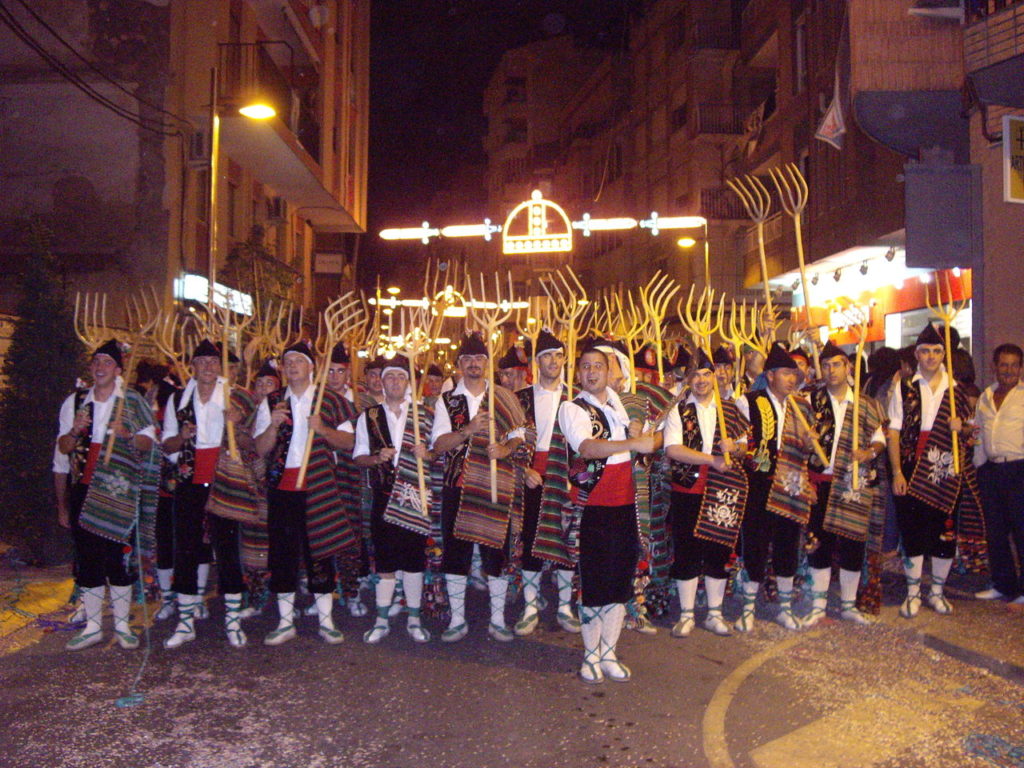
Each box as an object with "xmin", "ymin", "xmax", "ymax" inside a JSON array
[
  {"xmin": 69, "ymin": 389, "xmax": 93, "ymax": 485},
  {"xmin": 265, "ymin": 389, "xmax": 294, "ymax": 490},
  {"xmin": 898, "ymin": 378, "xmax": 924, "ymax": 475},
  {"xmin": 567, "ymin": 398, "xmax": 611, "ymax": 493},
  {"xmin": 364, "ymin": 404, "xmax": 398, "ymax": 490},
  {"xmin": 744, "ymin": 390, "xmax": 779, "ymax": 475},
  {"xmin": 440, "ymin": 391, "xmax": 472, "ymax": 487},
  {"xmin": 809, "ymin": 386, "xmax": 837, "ymax": 475},
  {"xmin": 668, "ymin": 400, "xmax": 705, "ymax": 488}
]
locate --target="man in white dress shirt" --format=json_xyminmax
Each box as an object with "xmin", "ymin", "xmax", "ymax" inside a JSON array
[{"xmin": 973, "ymin": 343, "xmax": 1024, "ymax": 604}]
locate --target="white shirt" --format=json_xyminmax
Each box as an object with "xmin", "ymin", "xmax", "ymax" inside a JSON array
[
  {"xmin": 531, "ymin": 382, "xmax": 563, "ymax": 452},
  {"xmin": 163, "ymin": 379, "xmax": 226, "ymax": 450},
  {"xmin": 558, "ymin": 387, "xmax": 631, "ymax": 466},
  {"xmin": 55, "ymin": 382, "xmax": 157, "ymax": 469},
  {"xmin": 663, "ymin": 394, "xmax": 717, "ymax": 454},
  {"xmin": 254, "ymin": 385, "xmax": 344, "ymax": 468},
  {"xmin": 888, "ymin": 368, "xmax": 951, "ymax": 432},
  {"xmin": 974, "ymin": 382, "xmax": 1024, "ymax": 466},
  {"xmin": 821, "ymin": 387, "xmax": 885, "ymax": 474},
  {"xmin": 737, "ymin": 387, "xmax": 788, "ymax": 449},
  {"xmin": 429, "ymin": 380, "xmax": 524, "ymax": 448},
  {"xmin": 352, "ymin": 399, "xmax": 410, "ymax": 468}
]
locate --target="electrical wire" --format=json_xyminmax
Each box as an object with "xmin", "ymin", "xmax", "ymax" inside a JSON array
[
  {"xmin": 10, "ymin": 0, "xmax": 194, "ymax": 131},
  {"xmin": 0, "ymin": 1, "xmax": 180, "ymax": 137}
]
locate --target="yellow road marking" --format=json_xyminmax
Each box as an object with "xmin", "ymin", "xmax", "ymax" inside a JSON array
[{"xmin": 749, "ymin": 679, "xmax": 984, "ymax": 768}]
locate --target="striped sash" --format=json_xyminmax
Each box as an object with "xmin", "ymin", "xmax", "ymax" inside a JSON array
[
  {"xmin": 383, "ymin": 401, "xmax": 435, "ymax": 536},
  {"xmin": 766, "ymin": 396, "xmax": 814, "ymax": 525},
  {"xmin": 907, "ymin": 393, "xmax": 964, "ymax": 516},
  {"xmin": 823, "ymin": 395, "xmax": 883, "ymax": 542},
  {"xmin": 693, "ymin": 399, "xmax": 750, "ymax": 548},
  {"xmin": 531, "ymin": 418, "xmax": 574, "ymax": 567}
]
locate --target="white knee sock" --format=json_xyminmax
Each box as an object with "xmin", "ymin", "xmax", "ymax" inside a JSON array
[
  {"xmin": 157, "ymin": 568, "xmax": 174, "ymax": 593},
  {"xmin": 488, "ymin": 576, "xmax": 508, "ymax": 628},
  {"xmin": 197, "ymin": 562, "xmax": 210, "ymax": 595},
  {"xmin": 599, "ymin": 604, "xmax": 626, "ymax": 661},
  {"xmin": 810, "ymin": 567, "xmax": 831, "ymax": 609},
  {"xmin": 579, "ymin": 605, "xmax": 602, "ymax": 665},
  {"xmin": 839, "ymin": 568, "xmax": 861, "ymax": 604},
  {"xmin": 521, "ymin": 569, "xmax": 541, "ymax": 611},
  {"xmin": 445, "ymin": 574, "xmax": 467, "ymax": 627},
  {"xmin": 705, "ymin": 577, "xmax": 727, "ymax": 613},
  {"xmin": 109, "ymin": 584, "xmax": 134, "ymax": 634},
  {"xmin": 402, "ymin": 572, "xmax": 425, "ymax": 626},
  {"xmin": 274, "ymin": 592, "xmax": 295, "ymax": 630},
  {"xmin": 675, "ymin": 578, "xmax": 698, "ymax": 614},
  {"xmin": 904, "ymin": 555, "xmax": 924, "ymax": 596},
  {"xmin": 931, "ymin": 557, "xmax": 953, "ymax": 594},
  {"xmin": 556, "ymin": 569, "xmax": 574, "ymax": 609},
  {"xmin": 374, "ymin": 577, "xmax": 397, "ymax": 627},
  {"xmin": 315, "ymin": 592, "xmax": 337, "ymax": 631},
  {"xmin": 80, "ymin": 586, "xmax": 105, "ymax": 634}
]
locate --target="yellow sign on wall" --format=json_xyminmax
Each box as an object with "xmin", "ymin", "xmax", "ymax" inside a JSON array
[{"xmin": 1005, "ymin": 115, "xmax": 1024, "ymax": 204}]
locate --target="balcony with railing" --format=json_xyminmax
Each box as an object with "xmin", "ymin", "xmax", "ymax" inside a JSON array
[
  {"xmin": 965, "ymin": 0, "xmax": 1024, "ymax": 71},
  {"xmin": 690, "ymin": 103, "xmax": 747, "ymax": 137},
  {"xmin": 700, "ymin": 187, "xmax": 749, "ymax": 220}
]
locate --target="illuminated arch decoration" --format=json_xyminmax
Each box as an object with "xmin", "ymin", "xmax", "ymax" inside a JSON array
[{"xmin": 501, "ymin": 190, "xmax": 572, "ymax": 255}]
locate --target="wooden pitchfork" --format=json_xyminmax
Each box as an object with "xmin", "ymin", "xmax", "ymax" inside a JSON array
[
  {"xmin": 608, "ymin": 290, "xmax": 647, "ymax": 395},
  {"xmin": 397, "ymin": 305, "xmax": 432, "ymax": 516},
  {"xmin": 467, "ymin": 271, "xmax": 516, "ymax": 503},
  {"xmin": 639, "ymin": 271, "xmax": 681, "ymax": 384},
  {"xmin": 679, "ymin": 286, "xmax": 732, "ymax": 466},
  {"xmin": 415, "ymin": 259, "xmax": 464, "ymax": 397},
  {"xmin": 514, "ymin": 288, "xmax": 550, "ymax": 385},
  {"xmin": 726, "ymin": 173, "xmax": 776, "ymax": 340},
  {"xmin": 769, "ymin": 162, "xmax": 820, "ymax": 379},
  {"xmin": 539, "ymin": 267, "xmax": 588, "ymax": 400},
  {"xmin": 720, "ymin": 299, "xmax": 763, "ymax": 394},
  {"xmin": 296, "ymin": 292, "xmax": 364, "ymax": 488},
  {"xmin": 835, "ymin": 303, "xmax": 869, "ymax": 490},
  {"xmin": 73, "ymin": 291, "xmax": 114, "ymax": 353},
  {"xmin": 925, "ymin": 273, "xmax": 967, "ymax": 476}
]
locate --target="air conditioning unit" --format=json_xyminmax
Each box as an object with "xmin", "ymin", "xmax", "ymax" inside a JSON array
[
  {"xmin": 266, "ymin": 196, "xmax": 287, "ymax": 222},
  {"xmin": 188, "ymin": 130, "xmax": 209, "ymax": 166}
]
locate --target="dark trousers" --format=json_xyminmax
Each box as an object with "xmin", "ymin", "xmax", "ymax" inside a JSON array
[
  {"xmin": 155, "ymin": 493, "xmax": 175, "ymax": 570},
  {"xmin": 669, "ymin": 491, "xmax": 731, "ymax": 580},
  {"xmin": 740, "ymin": 472, "xmax": 801, "ymax": 582},
  {"xmin": 370, "ymin": 488, "xmax": 427, "ymax": 573},
  {"xmin": 893, "ymin": 492, "xmax": 957, "ymax": 559},
  {"xmin": 520, "ymin": 483, "xmax": 545, "ymax": 571},
  {"xmin": 267, "ymin": 488, "xmax": 336, "ymax": 594},
  {"xmin": 806, "ymin": 481, "xmax": 866, "ymax": 572},
  {"xmin": 579, "ymin": 503, "xmax": 639, "ymax": 607},
  {"xmin": 977, "ymin": 460, "xmax": 1024, "ymax": 595},
  {"xmin": 440, "ymin": 487, "xmax": 506, "ymax": 577},
  {"xmin": 70, "ymin": 483, "xmax": 131, "ymax": 588},
  {"xmin": 172, "ymin": 483, "xmax": 244, "ymax": 595}
]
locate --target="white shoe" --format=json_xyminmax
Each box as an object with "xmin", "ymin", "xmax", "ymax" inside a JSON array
[
  {"xmin": 488, "ymin": 622, "xmax": 514, "ymax": 642},
  {"xmin": 164, "ymin": 623, "xmax": 196, "ymax": 649},
  {"xmin": 387, "ymin": 600, "xmax": 405, "ymax": 618},
  {"xmin": 194, "ymin": 602, "xmax": 209, "ymax": 620},
  {"xmin": 774, "ymin": 609, "xmax": 802, "ymax": 630},
  {"xmin": 66, "ymin": 628, "xmax": 104, "ymax": 650},
  {"xmin": 347, "ymin": 598, "xmax": 368, "ymax": 617},
  {"xmin": 1012, "ymin": 595, "xmax": 1024, "ymax": 605},
  {"xmin": 114, "ymin": 628, "xmax": 140, "ymax": 650},
  {"xmin": 703, "ymin": 613, "xmax": 731, "ymax": 636},
  {"xmin": 556, "ymin": 606, "xmax": 581, "ymax": 634},
  {"xmin": 926, "ymin": 592, "xmax": 953, "ymax": 615},
  {"xmin": 840, "ymin": 607, "xmax": 873, "ymax": 625},
  {"xmin": 631, "ymin": 615, "xmax": 658, "ymax": 635},
  {"xmin": 579, "ymin": 659, "xmax": 604, "ymax": 684},
  {"xmin": 155, "ymin": 596, "xmax": 176, "ymax": 621},
  {"xmin": 407, "ymin": 624, "xmax": 431, "ymax": 643},
  {"xmin": 363, "ymin": 624, "xmax": 390, "ymax": 644},
  {"xmin": 69, "ymin": 602, "xmax": 86, "ymax": 624},
  {"xmin": 899, "ymin": 594, "xmax": 921, "ymax": 619},
  {"xmin": 237, "ymin": 605, "xmax": 261, "ymax": 619},
  {"xmin": 801, "ymin": 607, "xmax": 827, "ymax": 628},
  {"xmin": 514, "ymin": 607, "xmax": 539, "ymax": 636},
  {"xmin": 974, "ymin": 588, "xmax": 1005, "ymax": 600},
  {"xmin": 441, "ymin": 622, "xmax": 468, "ymax": 643},
  {"xmin": 263, "ymin": 625, "xmax": 297, "ymax": 646},
  {"xmin": 226, "ymin": 626, "xmax": 248, "ymax": 648},
  {"xmin": 671, "ymin": 615, "xmax": 694, "ymax": 638},
  {"xmin": 599, "ymin": 657, "xmax": 631, "ymax": 682},
  {"xmin": 318, "ymin": 626, "xmax": 345, "ymax": 644}
]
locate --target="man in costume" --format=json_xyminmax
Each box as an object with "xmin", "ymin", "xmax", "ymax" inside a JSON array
[
  {"xmin": 351, "ymin": 353, "xmax": 433, "ymax": 643},
  {"xmin": 973, "ymin": 343, "xmax": 1024, "ymax": 603},
  {"xmin": 326, "ymin": 341, "xmax": 369, "ymax": 618},
  {"xmin": 734, "ymin": 342, "xmax": 816, "ymax": 632},
  {"xmin": 497, "ymin": 345, "xmax": 529, "ymax": 393},
  {"xmin": 55, "ymin": 339, "xmax": 157, "ymax": 650},
  {"xmin": 160, "ymin": 339, "xmax": 250, "ymax": 648},
  {"xmin": 802, "ymin": 341, "xmax": 886, "ymax": 626},
  {"xmin": 253, "ymin": 358, "xmax": 281, "ymax": 401},
  {"xmin": 358, "ymin": 355, "xmax": 386, "ymax": 410},
  {"xmin": 253, "ymin": 341, "xmax": 355, "ymax": 645},
  {"xmin": 429, "ymin": 332, "xmax": 527, "ymax": 642},
  {"xmin": 513, "ymin": 329, "xmax": 579, "ymax": 636},
  {"xmin": 662, "ymin": 349, "xmax": 748, "ymax": 637},
  {"xmin": 887, "ymin": 323, "xmax": 977, "ymax": 617},
  {"xmin": 714, "ymin": 346, "xmax": 738, "ymax": 402},
  {"xmin": 424, "ymin": 364, "xmax": 445, "ymax": 399},
  {"xmin": 560, "ymin": 342, "xmax": 658, "ymax": 682}
]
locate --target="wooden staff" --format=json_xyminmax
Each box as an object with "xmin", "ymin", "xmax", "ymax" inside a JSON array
[
  {"xmin": 726, "ymin": 173, "xmax": 776, "ymax": 344},
  {"xmin": 680, "ymin": 286, "xmax": 733, "ymax": 467},
  {"xmin": 103, "ymin": 293, "xmax": 158, "ymax": 464},
  {"xmin": 610, "ymin": 290, "xmax": 646, "ymax": 395},
  {"xmin": 788, "ymin": 393, "xmax": 830, "ymax": 468},
  {"xmin": 467, "ymin": 271, "xmax": 515, "ymax": 503},
  {"xmin": 540, "ymin": 268, "xmax": 588, "ymax": 400},
  {"xmin": 514, "ymin": 290, "xmax": 546, "ymax": 385},
  {"xmin": 838, "ymin": 306, "xmax": 868, "ymax": 490},
  {"xmin": 925, "ymin": 273, "xmax": 966, "ymax": 476},
  {"xmin": 296, "ymin": 293, "xmax": 363, "ymax": 488},
  {"xmin": 770, "ymin": 163, "xmax": 820, "ymax": 380},
  {"xmin": 399, "ymin": 307, "xmax": 431, "ymax": 516}
]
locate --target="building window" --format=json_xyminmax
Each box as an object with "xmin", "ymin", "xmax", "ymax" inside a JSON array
[
  {"xmin": 671, "ymin": 104, "xmax": 688, "ymax": 134},
  {"xmin": 793, "ymin": 14, "xmax": 807, "ymax": 95}
]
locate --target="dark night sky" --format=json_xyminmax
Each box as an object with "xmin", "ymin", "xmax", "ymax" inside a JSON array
[{"xmin": 363, "ymin": 0, "xmax": 632, "ymax": 281}]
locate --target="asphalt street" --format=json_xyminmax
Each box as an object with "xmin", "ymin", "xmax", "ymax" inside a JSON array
[{"xmin": 2, "ymin": 568, "xmax": 1023, "ymax": 768}]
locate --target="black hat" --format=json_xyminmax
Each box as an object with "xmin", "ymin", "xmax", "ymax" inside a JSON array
[
  {"xmin": 788, "ymin": 346, "xmax": 810, "ymax": 362},
  {"xmin": 219, "ymin": 343, "xmax": 239, "ymax": 364},
  {"xmin": 688, "ymin": 348, "xmax": 714, "ymax": 373},
  {"xmin": 282, "ymin": 341, "xmax": 315, "ymax": 365},
  {"xmin": 764, "ymin": 342, "xmax": 798, "ymax": 371},
  {"xmin": 381, "ymin": 353, "xmax": 411, "ymax": 377},
  {"xmin": 93, "ymin": 338, "xmax": 123, "ymax": 368},
  {"xmin": 712, "ymin": 346, "xmax": 734, "ymax": 366},
  {"xmin": 191, "ymin": 339, "xmax": 219, "ymax": 361},
  {"xmin": 670, "ymin": 345, "xmax": 692, "ymax": 372},
  {"xmin": 586, "ymin": 337, "xmax": 628, "ymax": 357},
  {"xmin": 330, "ymin": 341, "xmax": 350, "ymax": 365},
  {"xmin": 916, "ymin": 322, "xmax": 945, "ymax": 348},
  {"xmin": 497, "ymin": 345, "xmax": 527, "ymax": 370},
  {"xmin": 364, "ymin": 355, "xmax": 388, "ymax": 372},
  {"xmin": 427, "ymin": 363, "xmax": 444, "ymax": 377},
  {"xmin": 457, "ymin": 332, "xmax": 488, "ymax": 358},
  {"xmin": 256, "ymin": 358, "xmax": 279, "ymax": 380},
  {"xmin": 819, "ymin": 340, "xmax": 846, "ymax": 362},
  {"xmin": 535, "ymin": 328, "xmax": 564, "ymax": 358},
  {"xmin": 634, "ymin": 345, "xmax": 659, "ymax": 372}
]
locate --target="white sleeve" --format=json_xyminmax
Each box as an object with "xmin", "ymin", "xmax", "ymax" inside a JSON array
[
  {"xmin": 736, "ymin": 395, "xmax": 750, "ymax": 421},
  {"xmin": 887, "ymin": 383, "xmax": 903, "ymax": 432},
  {"xmin": 662, "ymin": 405, "xmax": 683, "ymax": 448},
  {"xmin": 558, "ymin": 401, "xmax": 594, "ymax": 453},
  {"xmin": 352, "ymin": 412, "xmax": 371, "ymax": 459},
  {"xmin": 870, "ymin": 425, "xmax": 885, "ymax": 445},
  {"xmin": 429, "ymin": 396, "xmax": 452, "ymax": 448},
  {"xmin": 52, "ymin": 444, "xmax": 70, "ymax": 473},
  {"xmin": 57, "ymin": 393, "xmax": 75, "ymax": 441},
  {"xmin": 162, "ymin": 394, "xmax": 180, "ymax": 441},
  {"xmin": 505, "ymin": 426, "xmax": 525, "ymax": 441},
  {"xmin": 253, "ymin": 398, "xmax": 272, "ymax": 440},
  {"xmin": 339, "ymin": 420, "xmax": 355, "ymax": 434}
]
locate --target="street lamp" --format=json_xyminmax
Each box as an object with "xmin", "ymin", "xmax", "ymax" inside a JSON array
[{"xmin": 675, "ymin": 221, "xmax": 711, "ymax": 289}]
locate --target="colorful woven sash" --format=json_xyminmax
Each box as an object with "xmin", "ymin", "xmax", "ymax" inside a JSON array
[
  {"xmin": 822, "ymin": 393, "xmax": 883, "ymax": 542},
  {"xmin": 383, "ymin": 400, "xmax": 435, "ymax": 536},
  {"xmin": 693, "ymin": 398, "xmax": 750, "ymax": 549},
  {"xmin": 907, "ymin": 391, "xmax": 965, "ymax": 516},
  {"xmin": 531, "ymin": 411, "xmax": 574, "ymax": 567},
  {"xmin": 766, "ymin": 395, "xmax": 814, "ymax": 525}
]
